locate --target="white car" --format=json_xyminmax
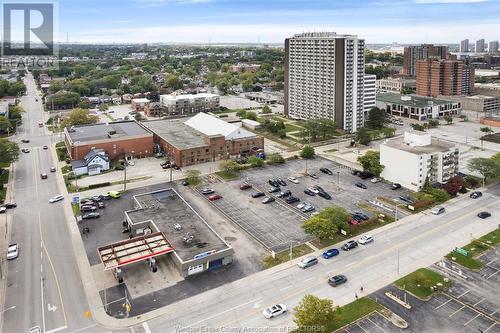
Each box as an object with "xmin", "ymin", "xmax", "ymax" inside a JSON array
[
  {"xmin": 371, "ymin": 177, "xmax": 382, "ymax": 183},
  {"xmin": 7, "ymin": 243, "xmax": 19, "ymax": 260},
  {"xmin": 307, "ymin": 187, "xmax": 319, "ymax": 194},
  {"xmin": 297, "ymin": 202, "xmax": 310, "ymax": 210},
  {"xmin": 0, "ymin": 206, "xmax": 6, "ymax": 214},
  {"xmin": 352, "ymin": 149, "xmax": 361, "ymax": 155},
  {"xmin": 431, "ymin": 206, "xmax": 445, "ymax": 215},
  {"xmin": 49, "ymin": 194, "xmax": 64, "ymax": 203},
  {"xmin": 263, "ymin": 304, "xmax": 287, "ymax": 319},
  {"xmin": 128, "ymin": 160, "xmax": 135, "ymax": 166},
  {"xmin": 287, "ymin": 176, "xmax": 299, "ymax": 184},
  {"xmin": 358, "ymin": 235, "xmax": 374, "ymax": 245}
]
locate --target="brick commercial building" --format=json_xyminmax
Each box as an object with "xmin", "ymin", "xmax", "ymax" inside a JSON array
[
  {"xmin": 143, "ymin": 113, "xmax": 264, "ymax": 167},
  {"xmin": 64, "ymin": 121, "xmax": 154, "ymax": 160},
  {"xmin": 416, "ymin": 59, "xmax": 474, "ymax": 97},
  {"xmin": 403, "ymin": 44, "xmax": 449, "ymax": 77}
]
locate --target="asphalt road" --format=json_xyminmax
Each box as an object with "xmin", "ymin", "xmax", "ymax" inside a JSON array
[{"xmin": 2, "ymin": 74, "xmax": 92, "ymax": 333}]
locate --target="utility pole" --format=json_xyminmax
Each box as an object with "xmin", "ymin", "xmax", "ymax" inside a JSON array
[
  {"xmin": 397, "ymin": 249, "xmax": 400, "ymax": 276},
  {"xmin": 123, "ymin": 162, "xmax": 127, "ymax": 191}
]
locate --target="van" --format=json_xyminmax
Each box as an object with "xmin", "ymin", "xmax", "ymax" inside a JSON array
[
  {"xmin": 297, "ymin": 256, "xmax": 318, "ymax": 269},
  {"xmin": 431, "ymin": 207, "xmax": 445, "ymax": 215}
]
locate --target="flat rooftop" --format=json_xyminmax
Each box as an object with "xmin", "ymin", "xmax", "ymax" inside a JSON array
[
  {"xmin": 126, "ymin": 189, "xmax": 229, "ymax": 262},
  {"xmin": 383, "ymin": 136, "xmax": 457, "ymax": 154},
  {"xmin": 377, "ymin": 93, "xmax": 455, "ymax": 108},
  {"xmin": 67, "ymin": 121, "xmax": 151, "ymax": 143},
  {"xmin": 142, "ymin": 118, "xmax": 207, "ymax": 150}
]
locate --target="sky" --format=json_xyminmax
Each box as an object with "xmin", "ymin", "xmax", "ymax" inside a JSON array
[{"xmin": 54, "ymin": 0, "xmax": 500, "ymax": 44}]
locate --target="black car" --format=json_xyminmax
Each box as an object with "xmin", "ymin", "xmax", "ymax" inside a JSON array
[
  {"xmin": 355, "ymin": 182, "xmax": 367, "ymax": 189},
  {"xmin": 342, "ymin": 240, "xmax": 358, "ymax": 251},
  {"xmin": 3, "ymin": 203, "xmax": 17, "ymax": 209},
  {"xmin": 160, "ymin": 161, "xmax": 170, "ymax": 167},
  {"xmin": 328, "ymin": 274, "xmax": 347, "ymax": 287},
  {"xmin": 251, "ymin": 191, "xmax": 265, "ymax": 198},
  {"xmin": 477, "ymin": 211, "xmax": 491, "ymax": 219},
  {"xmin": 82, "ymin": 212, "xmax": 100, "ymax": 219},
  {"xmin": 470, "ymin": 191, "xmax": 482, "ymax": 199},
  {"xmin": 399, "ymin": 195, "xmax": 414, "ymax": 204},
  {"xmin": 286, "ymin": 196, "xmax": 300, "ymax": 204},
  {"xmin": 391, "ymin": 183, "xmax": 402, "ymax": 190},
  {"xmin": 304, "ymin": 189, "xmax": 316, "ymax": 196},
  {"xmin": 358, "ymin": 172, "xmax": 374, "ymax": 179},
  {"xmin": 99, "ymin": 194, "xmax": 111, "ymax": 201},
  {"xmin": 277, "ymin": 190, "xmax": 292, "ymax": 198},
  {"xmin": 268, "ymin": 179, "xmax": 279, "ymax": 187},
  {"xmin": 320, "ymin": 167, "xmax": 333, "ymax": 175},
  {"xmin": 353, "ymin": 212, "xmax": 369, "ymax": 220},
  {"xmin": 81, "ymin": 205, "xmax": 97, "ymax": 212},
  {"xmin": 318, "ymin": 191, "xmax": 332, "ymax": 200},
  {"xmin": 351, "ymin": 170, "xmax": 361, "ymax": 176},
  {"xmin": 314, "ymin": 185, "xmax": 325, "ymax": 192},
  {"xmin": 182, "ymin": 180, "xmax": 189, "ymax": 186},
  {"xmin": 277, "ymin": 179, "xmax": 287, "ymax": 186},
  {"xmin": 268, "ymin": 186, "xmax": 280, "ymax": 193}
]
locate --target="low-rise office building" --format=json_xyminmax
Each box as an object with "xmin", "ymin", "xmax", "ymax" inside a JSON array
[
  {"xmin": 376, "ymin": 77, "xmax": 416, "ymax": 93},
  {"xmin": 459, "ymin": 95, "xmax": 500, "ymax": 113},
  {"xmin": 159, "ymin": 93, "xmax": 220, "ymax": 116},
  {"xmin": 142, "ymin": 113, "xmax": 264, "ymax": 167},
  {"xmin": 376, "ymin": 93, "xmax": 461, "ymax": 121},
  {"xmin": 64, "ymin": 120, "xmax": 154, "ymax": 160},
  {"xmin": 380, "ymin": 131, "xmax": 459, "ymax": 192},
  {"xmin": 131, "ymin": 98, "xmax": 150, "ymax": 112}
]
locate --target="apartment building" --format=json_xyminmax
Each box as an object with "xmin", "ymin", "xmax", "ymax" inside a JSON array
[
  {"xmin": 380, "ymin": 131, "xmax": 459, "ymax": 191},
  {"xmin": 364, "ymin": 74, "xmax": 376, "ymax": 118},
  {"xmin": 284, "ymin": 32, "xmax": 365, "ymax": 132},
  {"xmin": 376, "ymin": 77, "xmax": 416, "ymax": 94},
  {"xmin": 403, "ymin": 44, "xmax": 449, "ymax": 77},
  {"xmin": 460, "ymin": 39, "xmax": 469, "ymax": 53},
  {"xmin": 489, "ymin": 41, "xmax": 499, "ymax": 53},
  {"xmin": 476, "ymin": 39, "xmax": 486, "ymax": 53},
  {"xmin": 159, "ymin": 93, "xmax": 220, "ymax": 116},
  {"xmin": 416, "ymin": 59, "xmax": 474, "ymax": 97}
]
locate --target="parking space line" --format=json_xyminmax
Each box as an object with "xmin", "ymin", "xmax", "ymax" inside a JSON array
[
  {"xmin": 356, "ymin": 322, "xmax": 369, "ymax": 333},
  {"xmin": 448, "ymin": 305, "xmax": 464, "ymax": 317},
  {"xmin": 456, "ymin": 290, "xmax": 470, "ymax": 298},
  {"xmin": 484, "ymin": 323, "xmax": 497, "ymax": 333},
  {"xmin": 485, "ymin": 268, "xmax": 499, "ymax": 280},
  {"xmin": 485, "ymin": 258, "xmax": 498, "ymax": 266},
  {"xmin": 367, "ymin": 316, "xmax": 388, "ymax": 333},
  {"xmin": 435, "ymin": 297, "xmax": 452, "ymax": 309},
  {"xmin": 474, "ymin": 298, "xmax": 484, "ymax": 306},
  {"xmin": 464, "ymin": 314, "xmax": 480, "ymax": 326}
]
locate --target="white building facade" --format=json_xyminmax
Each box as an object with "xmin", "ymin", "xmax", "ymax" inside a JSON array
[
  {"xmin": 159, "ymin": 93, "xmax": 220, "ymax": 115},
  {"xmin": 364, "ymin": 74, "xmax": 376, "ymax": 119},
  {"xmin": 380, "ymin": 131, "xmax": 459, "ymax": 191},
  {"xmin": 284, "ymin": 32, "xmax": 365, "ymax": 132}
]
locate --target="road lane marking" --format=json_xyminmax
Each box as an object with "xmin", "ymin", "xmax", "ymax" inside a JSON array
[
  {"xmin": 280, "ymin": 285, "xmax": 293, "ymax": 291},
  {"xmin": 142, "ymin": 322, "xmax": 152, "ymax": 333},
  {"xmin": 474, "ymin": 298, "xmax": 484, "ymax": 306},
  {"xmin": 304, "ymin": 277, "xmax": 315, "ymax": 283},
  {"xmin": 41, "ymin": 276, "xmax": 46, "ymax": 333},
  {"xmin": 45, "ymin": 325, "xmax": 67, "ymax": 333},
  {"xmin": 66, "ymin": 324, "xmax": 97, "ymax": 333},
  {"xmin": 484, "ymin": 322, "xmax": 497, "ymax": 333}
]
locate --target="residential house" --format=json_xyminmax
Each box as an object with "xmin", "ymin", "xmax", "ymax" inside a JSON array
[
  {"xmin": 122, "ymin": 94, "xmax": 133, "ymax": 103},
  {"xmin": 111, "ymin": 94, "xmax": 122, "ymax": 104},
  {"xmin": 70, "ymin": 149, "xmax": 111, "ymax": 176},
  {"xmin": 131, "ymin": 98, "xmax": 150, "ymax": 112}
]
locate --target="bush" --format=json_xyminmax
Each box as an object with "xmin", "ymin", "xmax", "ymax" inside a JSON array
[
  {"xmin": 427, "ymin": 119, "xmax": 440, "ymax": 128},
  {"xmin": 88, "ymin": 182, "xmax": 111, "ymax": 189},
  {"xmin": 428, "ymin": 188, "xmax": 450, "ymax": 203},
  {"xmin": 300, "ymin": 146, "xmax": 316, "ymax": 159},
  {"xmin": 266, "ymin": 152, "xmax": 285, "ymax": 165},
  {"xmin": 248, "ymin": 156, "xmax": 264, "ymax": 167}
]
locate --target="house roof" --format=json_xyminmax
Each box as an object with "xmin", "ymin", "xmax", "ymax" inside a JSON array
[
  {"xmin": 70, "ymin": 159, "xmax": 87, "ymax": 169},
  {"xmin": 84, "ymin": 149, "xmax": 109, "ymax": 164},
  {"xmin": 184, "ymin": 113, "xmax": 256, "ymax": 140}
]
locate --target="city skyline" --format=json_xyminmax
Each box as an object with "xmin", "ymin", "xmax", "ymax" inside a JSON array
[{"xmin": 53, "ymin": 0, "xmax": 500, "ymax": 43}]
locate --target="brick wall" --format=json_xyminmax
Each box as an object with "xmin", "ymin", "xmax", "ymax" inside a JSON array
[{"xmin": 70, "ymin": 136, "xmax": 154, "ymax": 160}]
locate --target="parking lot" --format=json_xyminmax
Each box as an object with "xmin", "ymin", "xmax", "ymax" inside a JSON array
[
  {"xmin": 336, "ymin": 311, "xmax": 402, "ymax": 333},
  {"xmin": 197, "ymin": 158, "xmax": 412, "ymax": 252}
]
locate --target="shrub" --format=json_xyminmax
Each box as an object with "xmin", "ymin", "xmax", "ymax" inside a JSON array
[{"xmin": 88, "ymin": 182, "xmax": 111, "ymax": 189}]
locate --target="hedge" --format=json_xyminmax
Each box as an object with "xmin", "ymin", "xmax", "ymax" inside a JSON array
[{"xmin": 88, "ymin": 182, "xmax": 111, "ymax": 189}]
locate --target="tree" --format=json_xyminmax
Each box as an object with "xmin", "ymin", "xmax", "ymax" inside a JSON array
[
  {"xmin": 185, "ymin": 169, "xmax": 201, "ymax": 185},
  {"xmin": 410, "ymin": 123, "xmax": 426, "ymax": 131},
  {"xmin": 165, "ymin": 74, "xmax": 183, "ymax": 90},
  {"xmin": 357, "ymin": 150, "xmax": 385, "ymax": 176},
  {"xmin": 294, "ymin": 295, "xmax": 335, "ymax": 332},
  {"xmin": 134, "ymin": 113, "xmax": 144, "ymax": 121},
  {"xmin": 0, "ymin": 116, "xmax": 12, "ymax": 133},
  {"xmin": 60, "ymin": 108, "xmax": 99, "ymax": 128},
  {"xmin": 356, "ymin": 128, "xmax": 372, "ymax": 145},
  {"xmin": 216, "ymin": 78, "xmax": 229, "ymax": 95},
  {"xmin": 443, "ymin": 176, "xmax": 465, "ymax": 196},
  {"xmin": 98, "ymin": 104, "xmax": 109, "ymax": 112},
  {"xmin": 427, "ymin": 119, "xmax": 440, "ymax": 128},
  {"xmin": 302, "ymin": 207, "xmax": 350, "ymax": 240},
  {"xmin": 219, "ymin": 160, "xmax": 240, "ymax": 174},
  {"xmin": 0, "ymin": 138, "xmax": 19, "ymax": 164},
  {"xmin": 480, "ymin": 126, "xmax": 494, "ymax": 134},
  {"xmin": 300, "ymin": 145, "xmax": 315, "ymax": 159},
  {"xmin": 366, "ymin": 107, "xmax": 388, "ymax": 129},
  {"xmin": 266, "ymin": 152, "xmax": 285, "ymax": 165},
  {"xmin": 443, "ymin": 115, "xmax": 453, "ymax": 125},
  {"xmin": 261, "ymin": 105, "xmax": 272, "ymax": 114},
  {"xmin": 468, "ymin": 157, "xmax": 500, "ymax": 182},
  {"xmin": 248, "ymin": 156, "xmax": 264, "ymax": 167},
  {"xmin": 245, "ymin": 111, "xmax": 257, "ymax": 121}
]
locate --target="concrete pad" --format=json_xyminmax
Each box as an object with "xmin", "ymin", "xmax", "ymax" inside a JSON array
[{"xmin": 91, "ymin": 264, "xmax": 119, "ymax": 290}]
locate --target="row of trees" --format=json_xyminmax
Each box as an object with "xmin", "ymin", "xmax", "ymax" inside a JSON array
[
  {"xmin": 0, "ymin": 80, "xmax": 26, "ymax": 98},
  {"xmin": 467, "ymin": 153, "xmax": 500, "ymax": 184},
  {"xmin": 299, "ymin": 118, "xmax": 338, "ymax": 142},
  {"xmin": 0, "ymin": 105, "xmax": 23, "ymax": 134}
]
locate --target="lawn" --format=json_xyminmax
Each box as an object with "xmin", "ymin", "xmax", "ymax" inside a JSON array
[
  {"xmin": 445, "ymin": 229, "xmax": 499, "ymax": 270},
  {"xmin": 327, "ymin": 297, "xmax": 382, "ymax": 331},
  {"xmin": 71, "ymin": 203, "xmax": 81, "ymax": 217},
  {"xmin": 395, "ymin": 268, "xmax": 451, "ymax": 299},
  {"xmin": 0, "ymin": 187, "xmax": 6, "ymax": 203},
  {"xmin": 284, "ymin": 123, "xmax": 302, "ymax": 133},
  {"xmin": 262, "ymin": 244, "xmax": 313, "ymax": 269},
  {"xmin": 215, "ymin": 170, "xmax": 240, "ymax": 180},
  {"xmin": 61, "ymin": 165, "xmax": 72, "ymax": 174}
]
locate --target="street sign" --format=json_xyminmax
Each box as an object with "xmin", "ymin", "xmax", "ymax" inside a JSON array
[
  {"xmin": 72, "ymin": 193, "xmax": 80, "ymax": 205},
  {"xmin": 454, "ymin": 247, "xmax": 469, "ymax": 256}
]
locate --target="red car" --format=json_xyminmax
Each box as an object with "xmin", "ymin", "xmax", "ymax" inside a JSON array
[
  {"xmin": 349, "ymin": 219, "xmax": 360, "ymax": 225},
  {"xmin": 240, "ymin": 183, "xmax": 252, "ymax": 190},
  {"xmin": 208, "ymin": 194, "xmax": 222, "ymax": 201}
]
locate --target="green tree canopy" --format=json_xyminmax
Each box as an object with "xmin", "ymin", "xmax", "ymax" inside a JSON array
[
  {"xmin": 0, "ymin": 116, "xmax": 12, "ymax": 133},
  {"xmin": 266, "ymin": 152, "xmax": 285, "ymax": 165},
  {"xmin": 0, "ymin": 138, "xmax": 19, "ymax": 164},
  {"xmin": 61, "ymin": 108, "xmax": 99, "ymax": 128},
  {"xmin": 357, "ymin": 150, "xmax": 384, "ymax": 176},
  {"xmin": 355, "ymin": 127, "xmax": 372, "ymax": 145},
  {"xmin": 300, "ymin": 145, "xmax": 316, "ymax": 159},
  {"xmin": 185, "ymin": 169, "xmax": 201, "ymax": 185},
  {"xmin": 294, "ymin": 295, "xmax": 335, "ymax": 332},
  {"xmin": 219, "ymin": 160, "xmax": 240, "ymax": 174},
  {"xmin": 467, "ymin": 157, "xmax": 500, "ymax": 181},
  {"xmin": 302, "ymin": 207, "xmax": 350, "ymax": 240},
  {"xmin": 248, "ymin": 156, "xmax": 264, "ymax": 168},
  {"xmin": 366, "ymin": 107, "xmax": 388, "ymax": 129}
]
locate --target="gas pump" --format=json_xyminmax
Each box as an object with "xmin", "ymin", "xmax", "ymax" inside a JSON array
[
  {"xmin": 115, "ymin": 267, "xmax": 123, "ymax": 283},
  {"xmin": 148, "ymin": 257, "xmax": 157, "ymax": 273}
]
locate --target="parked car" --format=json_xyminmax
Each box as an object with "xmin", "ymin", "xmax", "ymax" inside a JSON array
[
  {"xmin": 160, "ymin": 161, "xmax": 170, "ymax": 167},
  {"xmin": 262, "ymin": 196, "xmax": 275, "ymax": 204},
  {"xmin": 50, "ymin": 166, "xmax": 56, "ymax": 172},
  {"xmin": 477, "ymin": 211, "xmax": 491, "ymax": 219},
  {"xmin": 268, "ymin": 186, "xmax": 280, "ymax": 193},
  {"xmin": 262, "ymin": 304, "xmax": 287, "ymax": 319},
  {"xmin": 358, "ymin": 234, "xmax": 374, "ymax": 244},
  {"xmin": 317, "ymin": 191, "xmax": 331, "ymax": 200},
  {"xmin": 353, "ymin": 212, "xmax": 369, "ymax": 220},
  {"xmin": 286, "ymin": 196, "xmax": 300, "ymax": 204},
  {"xmin": 208, "ymin": 194, "xmax": 222, "ymax": 201},
  {"xmin": 81, "ymin": 205, "xmax": 97, "ymax": 212},
  {"xmin": 161, "ymin": 163, "xmax": 171, "ymax": 169},
  {"xmin": 322, "ymin": 248, "xmax": 340, "ymax": 259},
  {"xmin": 320, "ymin": 167, "xmax": 333, "ymax": 175},
  {"xmin": 21, "ymin": 139, "xmax": 30, "ymax": 143},
  {"xmin": 277, "ymin": 179, "xmax": 287, "ymax": 186},
  {"xmin": 297, "ymin": 256, "xmax": 318, "ymax": 268},
  {"xmin": 287, "ymin": 176, "xmax": 299, "ymax": 184},
  {"xmin": 358, "ymin": 172, "xmax": 374, "ymax": 179},
  {"xmin": 355, "ymin": 182, "xmax": 367, "ymax": 189},
  {"xmin": 240, "ymin": 183, "xmax": 252, "ymax": 190},
  {"xmin": 391, "ymin": 183, "xmax": 402, "ymax": 190},
  {"xmin": 40, "ymin": 173, "xmax": 47, "ymax": 179},
  {"xmin": 371, "ymin": 177, "xmax": 382, "ymax": 183},
  {"xmin": 106, "ymin": 191, "xmax": 121, "ymax": 198},
  {"xmin": 351, "ymin": 170, "xmax": 360, "ymax": 176},
  {"xmin": 201, "ymin": 188, "xmax": 215, "ymax": 195},
  {"xmin": 304, "ymin": 189, "xmax": 316, "ymax": 196},
  {"xmin": 172, "ymin": 164, "xmax": 180, "ymax": 170},
  {"xmin": 182, "ymin": 180, "xmax": 189, "ymax": 186},
  {"xmin": 308, "ymin": 173, "xmax": 319, "ymax": 179},
  {"xmin": 49, "ymin": 195, "xmax": 64, "ymax": 203},
  {"xmin": 277, "ymin": 190, "xmax": 291, "ymax": 198},
  {"xmin": 342, "ymin": 240, "xmax": 358, "ymax": 251},
  {"xmin": 399, "ymin": 195, "xmax": 414, "ymax": 204},
  {"xmin": 268, "ymin": 179, "xmax": 280, "ymax": 187},
  {"xmin": 431, "ymin": 207, "xmax": 445, "ymax": 215},
  {"xmin": 470, "ymin": 191, "xmax": 482, "ymax": 199},
  {"xmin": 297, "ymin": 202, "xmax": 310, "ymax": 210},
  {"xmin": 328, "ymin": 274, "xmax": 347, "ymax": 287},
  {"xmin": 82, "ymin": 212, "xmax": 100, "ymax": 219},
  {"xmin": 0, "ymin": 207, "xmax": 6, "ymax": 214},
  {"xmin": 7, "ymin": 243, "xmax": 19, "ymax": 260},
  {"xmin": 97, "ymin": 202, "xmax": 105, "ymax": 209},
  {"xmin": 352, "ymin": 149, "xmax": 361, "ymax": 155},
  {"xmin": 251, "ymin": 191, "xmax": 265, "ymax": 198},
  {"xmin": 302, "ymin": 204, "xmax": 315, "ymax": 213}
]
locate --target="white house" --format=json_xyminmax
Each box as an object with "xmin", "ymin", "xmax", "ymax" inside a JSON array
[{"xmin": 71, "ymin": 149, "xmax": 110, "ymax": 176}]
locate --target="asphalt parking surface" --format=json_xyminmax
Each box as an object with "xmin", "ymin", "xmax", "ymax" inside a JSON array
[{"xmin": 336, "ymin": 311, "xmax": 402, "ymax": 333}]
